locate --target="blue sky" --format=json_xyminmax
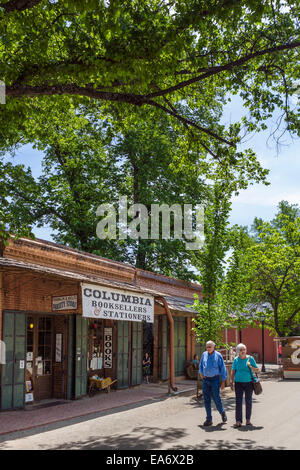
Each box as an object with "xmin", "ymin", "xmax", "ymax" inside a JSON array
[
  {"xmin": 7, "ymin": 96, "xmax": 300, "ymax": 242},
  {"xmin": 223, "ymin": 95, "xmax": 300, "ymax": 229}
]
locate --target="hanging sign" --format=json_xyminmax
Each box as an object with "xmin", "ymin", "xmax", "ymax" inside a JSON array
[
  {"xmin": 82, "ymin": 283, "xmax": 154, "ymax": 323},
  {"xmin": 104, "ymin": 328, "xmax": 113, "ymax": 369},
  {"xmin": 52, "ymin": 295, "xmax": 77, "ymax": 311}
]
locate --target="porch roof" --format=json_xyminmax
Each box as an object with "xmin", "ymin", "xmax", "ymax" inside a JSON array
[{"xmin": 0, "ymin": 258, "xmax": 199, "ymax": 316}]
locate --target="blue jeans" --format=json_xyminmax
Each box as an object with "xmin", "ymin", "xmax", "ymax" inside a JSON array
[
  {"xmin": 202, "ymin": 376, "xmax": 225, "ymax": 421},
  {"xmin": 235, "ymin": 382, "xmax": 253, "ymax": 422}
]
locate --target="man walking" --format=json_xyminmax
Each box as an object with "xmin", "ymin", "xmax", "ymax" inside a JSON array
[{"xmin": 199, "ymin": 340, "xmax": 227, "ymax": 426}]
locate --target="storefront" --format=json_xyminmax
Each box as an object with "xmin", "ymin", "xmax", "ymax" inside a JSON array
[
  {"xmin": 1, "ymin": 309, "xmax": 72, "ymax": 409},
  {"xmin": 0, "ymin": 265, "xmax": 156, "ymax": 409},
  {"xmin": 153, "ymin": 295, "xmax": 200, "ymax": 382},
  {"xmin": 81, "ymin": 282, "xmax": 154, "ymax": 390}
]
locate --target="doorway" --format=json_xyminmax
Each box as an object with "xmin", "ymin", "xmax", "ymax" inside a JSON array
[
  {"xmin": 26, "ymin": 315, "xmax": 54, "ymax": 401},
  {"xmin": 174, "ymin": 317, "xmax": 186, "ymax": 376}
]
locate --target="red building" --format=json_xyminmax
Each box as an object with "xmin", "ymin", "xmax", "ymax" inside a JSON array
[{"xmin": 224, "ymin": 325, "xmax": 278, "ymax": 364}]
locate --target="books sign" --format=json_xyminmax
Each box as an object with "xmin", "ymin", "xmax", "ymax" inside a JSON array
[
  {"xmin": 82, "ymin": 283, "xmax": 154, "ymax": 323},
  {"xmin": 104, "ymin": 328, "xmax": 113, "ymax": 368}
]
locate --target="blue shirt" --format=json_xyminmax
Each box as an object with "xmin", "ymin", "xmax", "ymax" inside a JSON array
[
  {"xmin": 232, "ymin": 355, "xmax": 258, "ymax": 382},
  {"xmin": 199, "ymin": 350, "xmax": 227, "ymax": 381}
]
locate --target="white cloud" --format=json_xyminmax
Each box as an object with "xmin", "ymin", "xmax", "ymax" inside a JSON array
[{"xmin": 231, "ymin": 187, "xmax": 300, "ymax": 207}]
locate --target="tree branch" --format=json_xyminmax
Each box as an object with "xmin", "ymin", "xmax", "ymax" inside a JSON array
[
  {"xmin": 145, "ymin": 41, "xmax": 300, "ymax": 99},
  {"xmin": 145, "ymin": 99, "xmax": 234, "ymax": 146},
  {"xmin": 6, "ymin": 83, "xmax": 234, "ymax": 146}
]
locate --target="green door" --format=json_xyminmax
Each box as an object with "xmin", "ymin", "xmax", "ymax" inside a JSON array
[
  {"xmin": 174, "ymin": 317, "xmax": 186, "ymax": 377},
  {"xmin": 67, "ymin": 315, "xmax": 75, "ymax": 400},
  {"xmin": 1, "ymin": 312, "xmax": 26, "ymax": 410},
  {"xmin": 161, "ymin": 316, "xmax": 168, "ymax": 380},
  {"xmin": 131, "ymin": 322, "xmax": 143, "ymax": 386},
  {"xmin": 75, "ymin": 316, "xmax": 88, "ymax": 398},
  {"xmin": 117, "ymin": 321, "xmax": 129, "ymax": 388}
]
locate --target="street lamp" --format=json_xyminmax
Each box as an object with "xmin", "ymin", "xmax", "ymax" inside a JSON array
[{"xmin": 238, "ymin": 317, "xmax": 242, "ymax": 344}]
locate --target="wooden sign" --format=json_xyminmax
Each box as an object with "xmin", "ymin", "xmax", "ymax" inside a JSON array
[
  {"xmin": 52, "ymin": 295, "xmax": 77, "ymax": 311},
  {"xmin": 104, "ymin": 328, "xmax": 113, "ymax": 369},
  {"xmin": 82, "ymin": 283, "xmax": 154, "ymax": 323},
  {"xmin": 275, "ymin": 336, "xmax": 300, "ymax": 379}
]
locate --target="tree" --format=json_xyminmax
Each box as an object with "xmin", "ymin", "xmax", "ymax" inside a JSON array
[
  {"xmin": 0, "ymin": 103, "xmax": 210, "ymax": 277},
  {"xmin": 0, "ymin": 0, "xmax": 299, "ymax": 159},
  {"xmin": 0, "ymin": 158, "xmax": 33, "ymax": 254},
  {"xmin": 224, "ymin": 206, "xmax": 300, "ymax": 337},
  {"xmin": 245, "ymin": 215, "xmax": 300, "ymax": 337},
  {"xmin": 252, "ymin": 200, "xmax": 300, "ymax": 242},
  {"xmin": 221, "ymin": 225, "xmax": 256, "ymax": 332},
  {"xmin": 1, "ymin": 93, "xmax": 270, "ymax": 278}
]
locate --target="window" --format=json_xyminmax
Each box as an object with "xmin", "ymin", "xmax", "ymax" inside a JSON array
[
  {"xmin": 88, "ymin": 319, "xmax": 103, "ymax": 371},
  {"xmin": 37, "ymin": 317, "xmax": 53, "ymax": 375}
]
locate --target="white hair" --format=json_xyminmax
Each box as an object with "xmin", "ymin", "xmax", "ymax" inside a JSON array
[
  {"xmin": 206, "ymin": 340, "xmax": 215, "ymax": 348},
  {"xmin": 236, "ymin": 343, "xmax": 247, "ymax": 354}
]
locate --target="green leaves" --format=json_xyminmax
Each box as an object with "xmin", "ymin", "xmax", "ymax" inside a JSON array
[
  {"xmin": 191, "ymin": 182, "xmax": 233, "ymax": 346},
  {"xmin": 0, "ymin": 0, "xmax": 299, "ymax": 152}
]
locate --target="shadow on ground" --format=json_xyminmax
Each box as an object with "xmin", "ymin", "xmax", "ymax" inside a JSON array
[
  {"xmin": 171, "ymin": 438, "xmax": 286, "ymax": 450},
  {"xmin": 33, "ymin": 424, "xmax": 285, "ymax": 451},
  {"xmin": 189, "ymin": 395, "xmax": 237, "ymax": 415}
]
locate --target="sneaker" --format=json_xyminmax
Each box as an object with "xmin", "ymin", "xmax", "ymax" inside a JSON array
[
  {"xmin": 203, "ymin": 420, "xmax": 213, "ymax": 426},
  {"xmin": 221, "ymin": 412, "xmax": 227, "ymax": 423}
]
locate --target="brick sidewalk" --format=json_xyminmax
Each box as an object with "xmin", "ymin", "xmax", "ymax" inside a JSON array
[{"xmin": 0, "ymin": 380, "xmax": 197, "ymax": 437}]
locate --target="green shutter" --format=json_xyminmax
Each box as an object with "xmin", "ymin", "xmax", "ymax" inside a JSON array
[
  {"xmin": 117, "ymin": 321, "xmax": 129, "ymax": 388},
  {"xmin": 1, "ymin": 312, "xmax": 26, "ymax": 410},
  {"xmin": 131, "ymin": 322, "xmax": 143, "ymax": 386},
  {"xmin": 67, "ymin": 315, "xmax": 75, "ymax": 400},
  {"xmin": 75, "ymin": 316, "xmax": 88, "ymax": 398},
  {"xmin": 161, "ymin": 316, "xmax": 168, "ymax": 380}
]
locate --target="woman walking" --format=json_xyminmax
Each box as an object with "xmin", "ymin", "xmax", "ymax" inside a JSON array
[{"xmin": 230, "ymin": 343, "xmax": 260, "ymax": 428}]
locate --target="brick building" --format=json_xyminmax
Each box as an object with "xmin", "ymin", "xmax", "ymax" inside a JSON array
[
  {"xmin": 223, "ymin": 325, "xmax": 277, "ymax": 364},
  {"xmin": 0, "ymin": 237, "xmax": 204, "ymax": 410}
]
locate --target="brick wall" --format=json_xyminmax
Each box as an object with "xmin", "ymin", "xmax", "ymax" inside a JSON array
[
  {"xmin": 4, "ymin": 238, "xmax": 135, "ymax": 284},
  {"xmin": 136, "ymin": 269, "xmax": 202, "ymax": 300},
  {"xmin": 224, "ymin": 325, "xmax": 277, "ymax": 363},
  {"xmin": 3, "ymin": 272, "xmax": 80, "ymax": 314}
]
